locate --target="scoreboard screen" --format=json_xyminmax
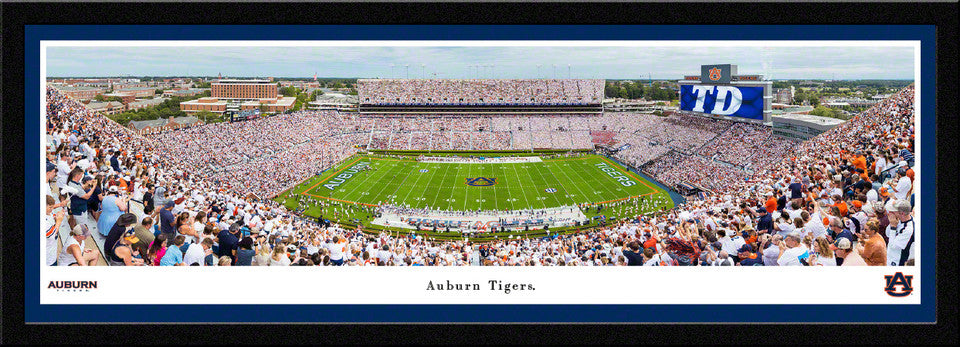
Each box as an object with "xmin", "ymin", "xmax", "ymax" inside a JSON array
[{"xmin": 679, "ymin": 85, "xmax": 764, "ymax": 120}]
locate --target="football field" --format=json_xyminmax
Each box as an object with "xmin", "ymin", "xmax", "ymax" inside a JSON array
[{"xmin": 283, "ymin": 154, "xmax": 673, "ymax": 213}]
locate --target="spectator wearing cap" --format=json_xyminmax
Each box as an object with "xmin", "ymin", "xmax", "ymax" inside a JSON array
[
  {"xmin": 736, "ymin": 244, "xmax": 763, "ymax": 266},
  {"xmin": 105, "ymin": 213, "xmax": 144, "ymax": 266},
  {"xmin": 885, "ymin": 200, "xmax": 915, "ymax": 266},
  {"xmin": 65, "ymin": 168, "xmax": 97, "ymax": 232},
  {"xmin": 217, "ymin": 221, "xmax": 241, "ymax": 264},
  {"xmin": 859, "ymin": 219, "xmax": 887, "ymax": 266},
  {"xmin": 158, "ymin": 201, "xmax": 177, "ymax": 244},
  {"xmin": 96, "ymin": 185, "xmax": 129, "ymax": 244},
  {"xmin": 755, "ymin": 205, "xmax": 773, "ymax": 235},
  {"xmin": 889, "ymin": 166, "xmax": 912, "ymax": 201},
  {"xmin": 899, "ymin": 146, "xmax": 914, "ymax": 167},
  {"xmin": 831, "ymin": 238, "xmax": 866, "ymax": 266},
  {"xmin": 59, "ymin": 224, "xmax": 100, "ymax": 266},
  {"xmin": 45, "ymin": 162, "xmax": 68, "ymax": 213},
  {"xmin": 44, "ymin": 195, "xmax": 66, "ymax": 266}
]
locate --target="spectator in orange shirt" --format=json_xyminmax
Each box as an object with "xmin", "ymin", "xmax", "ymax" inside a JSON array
[
  {"xmin": 832, "ymin": 196, "xmax": 848, "ymax": 217},
  {"xmin": 852, "ymin": 151, "xmax": 867, "ymax": 172},
  {"xmin": 859, "ymin": 219, "xmax": 887, "ymax": 266},
  {"xmin": 764, "ymin": 192, "xmax": 777, "ymax": 213}
]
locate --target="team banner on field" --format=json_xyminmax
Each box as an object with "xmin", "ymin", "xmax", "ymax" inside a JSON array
[{"xmin": 679, "ymin": 85, "xmax": 764, "ymax": 120}]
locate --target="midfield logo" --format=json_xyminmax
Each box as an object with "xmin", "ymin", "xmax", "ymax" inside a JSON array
[
  {"xmin": 465, "ymin": 177, "xmax": 497, "ymax": 186},
  {"xmin": 883, "ymin": 272, "xmax": 914, "ymax": 297},
  {"xmin": 708, "ymin": 67, "xmax": 723, "ymax": 81}
]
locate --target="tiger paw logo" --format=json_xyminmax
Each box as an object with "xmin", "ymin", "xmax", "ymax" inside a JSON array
[
  {"xmin": 708, "ymin": 67, "xmax": 723, "ymax": 81},
  {"xmin": 883, "ymin": 272, "xmax": 913, "ymax": 297},
  {"xmin": 465, "ymin": 177, "xmax": 497, "ymax": 186}
]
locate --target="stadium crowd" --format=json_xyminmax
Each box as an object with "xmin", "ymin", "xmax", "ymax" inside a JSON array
[
  {"xmin": 44, "ymin": 82, "xmax": 915, "ymax": 267},
  {"xmin": 358, "ymin": 79, "xmax": 605, "ymax": 105}
]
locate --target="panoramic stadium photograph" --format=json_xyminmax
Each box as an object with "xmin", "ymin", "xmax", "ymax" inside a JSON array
[{"xmin": 41, "ymin": 43, "xmax": 917, "ymax": 268}]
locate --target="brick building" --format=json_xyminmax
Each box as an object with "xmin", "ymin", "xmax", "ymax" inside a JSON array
[
  {"xmin": 84, "ymin": 101, "xmax": 125, "ymax": 115},
  {"xmin": 180, "ymin": 96, "xmax": 296, "ymax": 114},
  {"xmin": 116, "ymin": 87, "xmax": 158, "ymax": 99},
  {"xmin": 211, "ymin": 79, "xmax": 278, "ymax": 99},
  {"xmin": 102, "ymin": 92, "xmax": 136, "ymax": 104},
  {"xmin": 55, "ymin": 86, "xmax": 105, "ymax": 101}
]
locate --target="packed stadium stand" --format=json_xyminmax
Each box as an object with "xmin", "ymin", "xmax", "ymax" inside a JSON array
[{"xmin": 357, "ymin": 79, "xmax": 604, "ymax": 115}]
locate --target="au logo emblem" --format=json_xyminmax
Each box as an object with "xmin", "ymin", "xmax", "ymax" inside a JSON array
[
  {"xmin": 708, "ymin": 67, "xmax": 723, "ymax": 81},
  {"xmin": 883, "ymin": 272, "xmax": 914, "ymax": 297},
  {"xmin": 465, "ymin": 177, "xmax": 497, "ymax": 186}
]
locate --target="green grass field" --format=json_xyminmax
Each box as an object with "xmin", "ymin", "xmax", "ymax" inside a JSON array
[{"xmin": 274, "ymin": 153, "xmax": 675, "ymax": 239}]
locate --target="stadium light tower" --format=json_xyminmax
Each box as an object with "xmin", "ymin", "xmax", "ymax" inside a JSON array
[
  {"xmin": 405, "ymin": 64, "xmax": 409, "ymax": 79},
  {"xmin": 390, "ymin": 63, "xmax": 396, "ymax": 78},
  {"xmin": 421, "ymin": 64, "xmax": 425, "ymax": 79},
  {"xmin": 553, "ymin": 64, "xmax": 557, "ymax": 78},
  {"xmin": 568, "ymin": 64, "xmax": 571, "ymax": 79}
]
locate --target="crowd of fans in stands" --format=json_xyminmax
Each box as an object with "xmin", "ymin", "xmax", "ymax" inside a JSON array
[
  {"xmin": 43, "ymin": 83, "xmax": 915, "ymax": 267},
  {"xmin": 358, "ymin": 79, "xmax": 605, "ymax": 105}
]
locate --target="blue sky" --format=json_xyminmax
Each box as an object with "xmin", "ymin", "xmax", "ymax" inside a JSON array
[{"xmin": 46, "ymin": 45, "xmax": 915, "ymax": 80}]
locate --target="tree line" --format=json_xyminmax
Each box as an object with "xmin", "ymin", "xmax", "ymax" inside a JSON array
[{"xmin": 603, "ymin": 81, "xmax": 677, "ymax": 101}]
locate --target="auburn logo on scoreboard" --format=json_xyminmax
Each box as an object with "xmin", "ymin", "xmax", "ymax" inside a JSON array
[
  {"xmin": 708, "ymin": 67, "xmax": 723, "ymax": 81},
  {"xmin": 465, "ymin": 177, "xmax": 497, "ymax": 186},
  {"xmin": 883, "ymin": 272, "xmax": 914, "ymax": 297}
]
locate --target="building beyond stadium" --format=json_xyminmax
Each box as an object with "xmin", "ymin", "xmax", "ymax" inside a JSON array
[{"xmin": 179, "ymin": 79, "xmax": 295, "ymax": 115}]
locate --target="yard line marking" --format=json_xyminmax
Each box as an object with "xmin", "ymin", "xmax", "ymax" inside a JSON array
[
  {"xmin": 366, "ymin": 159, "xmax": 410, "ymax": 204},
  {"xmin": 490, "ymin": 163, "xmax": 499, "ymax": 211},
  {"xmin": 379, "ymin": 160, "xmax": 419, "ymax": 206},
  {"xmin": 339, "ymin": 158, "xmax": 391, "ymax": 200},
  {"xmin": 399, "ymin": 159, "xmax": 435, "ymax": 208},
  {"xmin": 428, "ymin": 160, "xmax": 454, "ymax": 209},
  {"xmin": 508, "ymin": 162, "xmax": 535, "ymax": 210},
  {"xmin": 529, "ymin": 160, "xmax": 568, "ymax": 208},
  {"xmin": 548, "ymin": 157, "xmax": 595, "ymax": 206}
]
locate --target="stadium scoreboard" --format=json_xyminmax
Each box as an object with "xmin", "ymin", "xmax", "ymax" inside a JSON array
[{"xmin": 678, "ymin": 64, "xmax": 772, "ymax": 124}]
